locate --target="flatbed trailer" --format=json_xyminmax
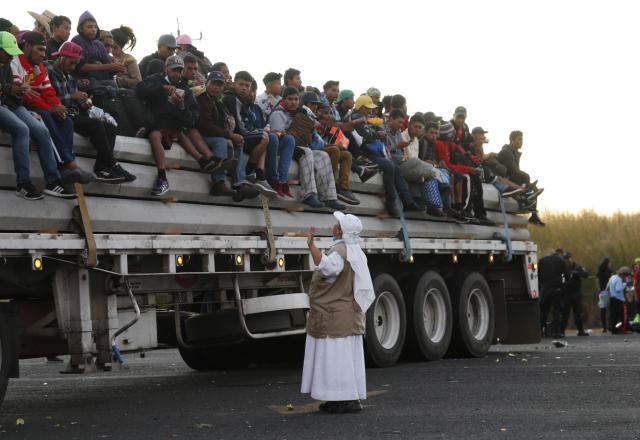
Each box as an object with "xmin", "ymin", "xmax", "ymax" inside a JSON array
[{"xmin": 0, "ymin": 132, "xmax": 540, "ymax": 407}]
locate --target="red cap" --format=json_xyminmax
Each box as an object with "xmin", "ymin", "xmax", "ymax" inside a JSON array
[{"xmin": 52, "ymin": 41, "xmax": 83, "ymax": 59}]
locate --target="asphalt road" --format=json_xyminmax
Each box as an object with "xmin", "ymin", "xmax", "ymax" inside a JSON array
[{"xmin": 1, "ymin": 331, "xmax": 640, "ymax": 440}]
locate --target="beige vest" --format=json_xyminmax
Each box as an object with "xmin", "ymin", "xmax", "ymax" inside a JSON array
[{"xmin": 306, "ymin": 243, "xmax": 365, "ymax": 338}]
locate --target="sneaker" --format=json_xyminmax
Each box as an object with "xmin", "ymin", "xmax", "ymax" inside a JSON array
[
  {"xmin": 209, "ymin": 181, "xmax": 236, "ymax": 197},
  {"xmin": 245, "ymin": 175, "xmax": 278, "ymax": 199},
  {"xmin": 44, "ymin": 181, "xmax": 77, "ymax": 199},
  {"xmin": 501, "ymin": 187, "xmax": 524, "ymax": 197},
  {"xmin": 519, "ymin": 200, "xmax": 537, "ymax": 211},
  {"xmin": 337, "ymin": 187, "xmax": 360, "ymax": 205},
  {"xmin": 113, "ymin": 164, "xmax": 137, "ymax": 182},
  {"xmin": 302, "ymin": 194, "xmax": 325, "ymax": 208},
  {"xmin": 528, "ymin": 212, "xmax": 546, "ymax": 227},
  {"xmin": 324, "ymin": 199, "xmax": 346, "ymax": 211},
  {"xmin": 358, "ymin": 167, "xmax": 377, "ymax": 183},
  {"xmin": 61, "ymin": 167, "xmax": 96, "ymax": 184},
  {"xmin": 95, "ymin": 166, "xmax": 127, "ymax": 184},
  {"xmin": 16, "ymin": 182, "xmax": 44, "ymax": 201},
  {"xmin": 525, "ymin": 188, "xmax": 544, "ymax": 200},
  {"xmin": 151, "ymin": 178, "xmax": 170, "ymax": 196},
  {"xmin": 281, "ymin": 182, "xmax": 294, "ymax": 199},
  {"xmin": 201, "ymin": 157, "xmax": 238, "ymax": 173},
  {"xmin": 232, "ymin": 183, "xmax": 260, "ymax": 202},
  {"xmin": 270, "ymin": 181, "xmax": 286, "ymax": 198}
]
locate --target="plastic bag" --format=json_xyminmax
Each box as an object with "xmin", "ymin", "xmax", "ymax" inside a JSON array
[{"xmin": 598, "ymin": 290, "xmax": 610, "ymax": 309}]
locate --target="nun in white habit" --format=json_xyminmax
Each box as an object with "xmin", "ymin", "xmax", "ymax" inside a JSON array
[{"xmin": 301, "ymin": 211, "xmax": 375, "ymax": 414}]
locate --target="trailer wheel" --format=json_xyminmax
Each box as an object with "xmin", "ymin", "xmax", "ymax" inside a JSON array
[
  {"xmin": 448, "ymin": 272, "xmax": 495, "ymax": 358},
  {"xmin": 405, "ymin": 271, "xmax": 452, "ymax": 360},
  {"xmin": 365, "ymin": 273, "xmax": 406, "ymax": 367},
  {"xmin": 178, "ymin": 344, "xmax": 250, "ymax": 371},
  {"xmin": 0, "ymin": 313, "xmax": 10, "ymax": 407}
]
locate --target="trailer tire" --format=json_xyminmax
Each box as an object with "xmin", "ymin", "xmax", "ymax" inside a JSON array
[
  {"xmin": 178, "ymin": 344, "xmax": 250, "ymax": 371},
  {"xmin": 365, "ymin": 273, "xmax": 406, "ymax": 368},
  {"xmin": 405, "ymin": 271, "xmax": 452, "ymax": 361},
  {"xmin": 0, "ymin": 313, "xmax": 10, "ymax": 408},
  {"xmin": 448, "ymin": 272, "xmax": 495, "ymax": 358}
]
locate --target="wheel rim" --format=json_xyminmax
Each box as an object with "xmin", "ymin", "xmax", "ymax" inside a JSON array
[
  {"xmin": 422, "ymin": 288, "xmax": 447, "ymax": 343},
  {"xmin": 373, "ymin": 291, "xmax": 401, "ymax": 349},
  {"xmin": 466, "ymin": 288, "xmax": 490, "ymax": 340}
]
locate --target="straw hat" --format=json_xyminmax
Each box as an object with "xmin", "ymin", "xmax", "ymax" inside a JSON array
[{"xmin": 28, "ymin": 10, "xmax": 56, "ymax": 37}]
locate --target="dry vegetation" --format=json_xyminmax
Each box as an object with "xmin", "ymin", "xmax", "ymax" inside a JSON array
[{"xmin": 529, "ymin": 210, "xmax": 640, "ymax": 328}]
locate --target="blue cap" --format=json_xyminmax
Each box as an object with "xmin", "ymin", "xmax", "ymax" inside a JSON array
[{"xmin": 207, "ymin": 71, "xmax": 225, "ymax": 83}]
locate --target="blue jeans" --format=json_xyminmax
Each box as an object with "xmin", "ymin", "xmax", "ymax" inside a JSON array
[
  {"xmin": 364, "ymin": 151, "xmax": 413, "ymax": 206},
  {"xmin": 203, "ymin": 136, "xmax": 246, "ymax": 185},
  {"xmin": 2, "ymin": 105, "xmax": 61, "ymax": 184},
  {"xmin": 266, "ymin": 133, "xmax": 294, "ymax": 182},
  {"xmin": 30, "ymin": 108, "xmax": 75, "ymax": 164}
]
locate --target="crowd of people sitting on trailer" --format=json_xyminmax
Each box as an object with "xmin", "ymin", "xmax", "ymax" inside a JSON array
[{"xmin": 0, "ymin": 11, "xmax": 545, "ymax": 226}]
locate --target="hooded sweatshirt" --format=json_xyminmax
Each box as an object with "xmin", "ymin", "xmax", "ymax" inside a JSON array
[{"xmin": 71, "ymin": 11, "xmax": 112, "ymax": 69}]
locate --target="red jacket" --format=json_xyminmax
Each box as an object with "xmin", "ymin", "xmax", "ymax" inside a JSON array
[
  {"xmin": 435, "ymin": 139, "xmax": 476, "ymax": 174},
  {"xmin": 10, "ymin": 55, "xmax": 61, "ymax": 111}
]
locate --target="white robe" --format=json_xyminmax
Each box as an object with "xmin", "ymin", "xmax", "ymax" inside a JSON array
[{"xmin": 300, "ymin": 249, "xmax": 367, "ymax": 401}]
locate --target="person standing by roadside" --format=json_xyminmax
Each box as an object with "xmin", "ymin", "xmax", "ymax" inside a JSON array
[
  {"xmin": 538, "ymin": 250, "xmax": 569, "ymax": 338},
  {"xmin": 301, "ymin": 212, "xmax": 375, "ymax": 414},
  {"xmin": 596, "ymin": 257, "xmax": 613, "ymax": 332},
  {"xmin": 608, "ymin": 267, "xmax": 632, "ymax": 334},
  {"xmin": 560, "ymin": 252, "xmax": 589, "ymax": 336}
]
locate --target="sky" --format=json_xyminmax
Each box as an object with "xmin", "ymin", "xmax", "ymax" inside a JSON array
[{"xmin": 4, "ymin": 0, "xmax": 640, "ymax": 214}]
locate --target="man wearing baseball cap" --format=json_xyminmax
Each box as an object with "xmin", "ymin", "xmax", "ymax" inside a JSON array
[
  {"xmin": 47, "ymin": 41, "xmax": 136, "ymax": 184},
  {"xmin": 137, "ymin": 55, "xmax": 235, "ymax": 196},
  {"xmin": 11, "ymin": 31, "xmax": 95, "ymax": 186},
  {"xmin": 139, "ymin": 33, "xmax": 178, "ymax": 79},
  {"xmin": 0, "ymin": 31, "xmax": 76, "ymax": 200},
  {"xmin": 302, "ymin": 211, "xmax": 375, "ymax": 414},
  {"xmin": 450, "ymin": 105, "xmax": 472, "ymax": 151}
]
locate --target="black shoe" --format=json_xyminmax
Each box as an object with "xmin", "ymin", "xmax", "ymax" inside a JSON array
[
  {"xmin": 302, "ymin": 194, "xmax": 325, "ymax": 208},
  {"xmin": 403, "ymin": 201, "xmax": 422, "ymax": 212},
  {"xmin": 358, "ymin": 167, "xmax": 377, "ymax": 183},
  {"xmin": 385, "ymin": 203, "xmax": 401, "ymax": 217},
  {"xmin": 61, "ymin": 167, "xmax": 96, "ymax": 184},
  {"xmin": 326, "ymin": 400, "xmax": 363, "ymax": 414},
  {"xmin": 337, "ymin": 187, "xmax": 360, "ymax": 205},
  {"xmin": 16, "ymin": 182, "xmax": 44, "ymax": 201},
  {"xmin": 341, "ymin": 400, "xmax": 363, "ymax": 413},
  {"xmin": 44, "ymin": 181, "xmax": 77, "ymax": 199},
  {"xmin": 577, "ymin": 331, "xmax": 589, "ymax": 336},
  {"xmin": 475, "ymin": 215, "xmax": 495, "ymax": 226},
  {"xmin": 324, "ymin": 199, "xmax": 346, "ymax": 211},
  {"xmin": 232, "ymin": 183, "xmax": 260, "ymax": 202},
  {"xmin": 426, "ymin": 206, "xmax": 446, "ymax": 218},
  {"xmin": 443, "ymin": 207, "xmax": 469, "ymax": 223},
  {"xmin": 528, "ymin": 213, "xmax": 546, "ymax": 227},
  {"xmin": 319, "ymin": 401, "xmax": 336, "ymax": 413},
  {"xmin": 113, "ymin": 164, "xmax": 137, "ymax": 182},
  {"xmin": 209, "ymin": 181, "xmax": 236, "ymax": 197},
  {"xmin": 95, "ymin": 165, "xmax": 127, "ymax": 184}
]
